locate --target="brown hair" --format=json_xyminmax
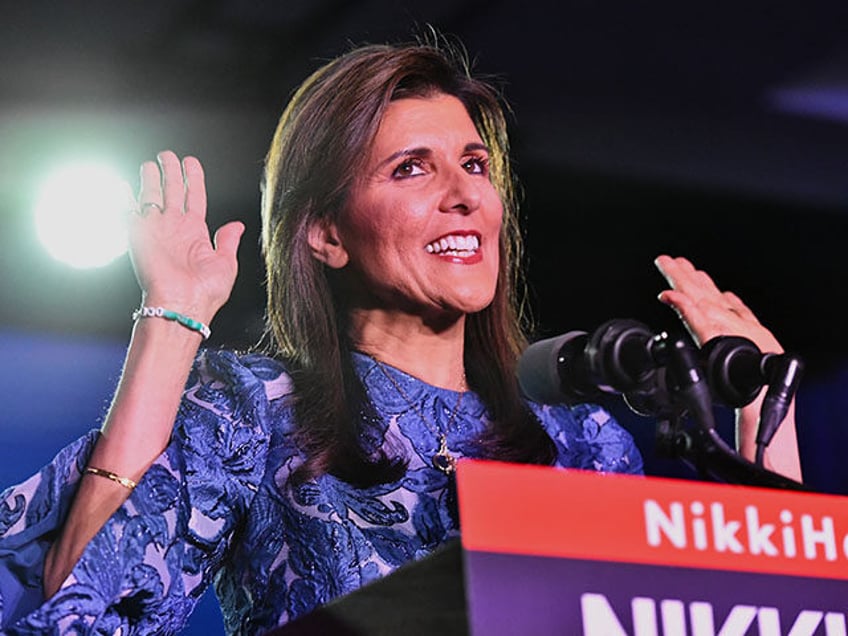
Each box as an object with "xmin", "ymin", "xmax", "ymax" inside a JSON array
[{"xmin": 261, "ymin": 35, "xmax": 555, "ymax": 485}]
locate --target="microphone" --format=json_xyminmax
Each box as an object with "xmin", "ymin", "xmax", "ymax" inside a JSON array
[
  {"xmin": 516, "ymin": 330, "xmax": 599, "ymax": 404},
  {"xmin": 518, "ymin": 323, "xmax": 807, "ymax": 489},
  {"xmin": 702, "ymin": 336, "xmax": 804, "ymax": 463},
  {"xmin": 518, "ymin": 327, "xmax": 802, "ymax": 415},
  {"xmin": 700, "ymin": 336, "xmax": 776, "ymax": 407},
  {"xmin": 517, "ymin": 319, "xmax": 662, "ymax": 405}
]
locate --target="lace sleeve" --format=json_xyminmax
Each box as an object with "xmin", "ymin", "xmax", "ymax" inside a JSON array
[
  {"xmin": 0, "ymin": 349, "xmax": 286, "ymax": 635},
  {"xmin": 533, "ymin": 401, "xmax": 645, "ymax": 475}
]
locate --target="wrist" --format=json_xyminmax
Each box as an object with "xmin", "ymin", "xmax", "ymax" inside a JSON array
[
  {"xmin": 140, "ymin": 293, "xmax": 219, "ymax": 325},
  {"xmin": 133, "ymin": 305, "xmax": 211, "ymax": 340}
]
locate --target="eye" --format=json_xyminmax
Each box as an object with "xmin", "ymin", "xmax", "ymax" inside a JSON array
[
  {"xmin": 392, "ymin": 158, "xmax": 427, "ymax": 178},
  {"xmin": 462, "ymin": 155, "xmax": 490, "ymax": 176}
]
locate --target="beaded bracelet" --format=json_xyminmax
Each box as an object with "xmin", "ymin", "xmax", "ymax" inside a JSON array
[
  {"xmin": 84, "ymin": 466, "xmax": 137, "ymax": 490},
  {"xmin": 132, "ymin": 306, "xmax": 211, "ymax": 340}
]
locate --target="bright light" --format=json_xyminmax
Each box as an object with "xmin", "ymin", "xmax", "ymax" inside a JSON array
[{"xmin": 34, "ymin": 162, "xmax": 133, "ymax": 269}]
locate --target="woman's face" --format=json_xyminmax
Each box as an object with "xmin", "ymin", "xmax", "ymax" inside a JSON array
[{"xmin": 324, "ymin": 93, "xmax": 503, "ymax": 321}]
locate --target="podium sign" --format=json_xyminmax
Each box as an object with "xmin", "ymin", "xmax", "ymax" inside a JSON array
[{"xmin": 457, "ymin": 460, "xmax": 848, "ymax": 636}]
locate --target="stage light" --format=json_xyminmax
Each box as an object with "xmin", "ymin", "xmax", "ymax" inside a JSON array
[{"xmin": 34, "ymin": 162, "xmax": 132, "ymax": 269}]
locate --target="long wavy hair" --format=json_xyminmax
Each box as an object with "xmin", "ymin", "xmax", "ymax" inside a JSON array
[{"xmin": 261, "ymin": 35, "xmax": 556, "ymax": 485}]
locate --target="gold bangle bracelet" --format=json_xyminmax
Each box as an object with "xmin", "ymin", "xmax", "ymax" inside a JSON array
[{"xmin": 83, "ymin": 466, "xmax": 137, "ymax": 491}]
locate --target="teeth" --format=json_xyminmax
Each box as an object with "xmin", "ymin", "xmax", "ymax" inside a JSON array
[{"xmin": 425, "ymin": 235, "xmax": 480, "ymax": 254}]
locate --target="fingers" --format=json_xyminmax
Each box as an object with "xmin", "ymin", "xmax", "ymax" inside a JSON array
[
  {"xmin": 655, "ymin": 254, "xmax": 738, "ymax": 341},
  {"xmin": 654, "ymin": 254, "xmax": 781, "ymax": 352},
  {"xmin": 182, "ymin": 156, "xmax": 207, "ymax": 220},
  {"xmin": 158, "ymin": 150, "xmax": 186, "ymax": 214},
  {"xmin": 214, "ymin": 221, "xmax": 245, "ymax": 260},
  {"xmin": 655, "ymin": 255, "xmax": 721, "ymax": 300},
  {"xmin": 132, "ymin": 150, "xmax": 239, "ymax": 261},
  {"xmin": 655, "ymin": 254, "xmax": 731, "ymax": 310},
  {"xmin": 137, "ymin": 159, "xmax": 164, "ymax": 215},
  {"xmin": 135, "ymin": 151, "xmax": 205, "ymax": 216}
]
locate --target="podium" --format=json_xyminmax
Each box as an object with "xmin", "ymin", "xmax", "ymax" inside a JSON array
[
  {"xmin": 272, "ymin": 460, "xmax": 848, "ymax": 635},
  {"xmin": 268, "ymin": 539, "xmax": 467, "ymax": 635},
  {"xmin": 459, "ymin": 460, "xmax": 848, "ymax": 635}
]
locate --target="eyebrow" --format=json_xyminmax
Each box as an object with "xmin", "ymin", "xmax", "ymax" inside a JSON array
[{"xmin": 375, "ymin": 142, "xmax": 491, "ymax": 170}]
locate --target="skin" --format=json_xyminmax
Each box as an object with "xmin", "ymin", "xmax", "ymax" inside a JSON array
[
  {"xmin": 308, "ymin": 94, "xmax": 502, "ymax": 389},
  {"xmin": 41, "ymin": 96, "xmax": 802, "ymax": 599},
  {"xmin": 655, "ymin": 254, "xmax": 802, "ymax": 480},
  {"xmin": 42, "ymin": 152, "xmax": 244, "ymax": 597}
]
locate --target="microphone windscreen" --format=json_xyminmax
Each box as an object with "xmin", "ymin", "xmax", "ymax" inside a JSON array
[{"xmin": 517, "ymin": 331, "xmax": 588, "ymax": 404}]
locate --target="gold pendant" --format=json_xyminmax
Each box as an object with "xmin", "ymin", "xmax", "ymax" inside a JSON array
[{"xmin": 432, "ymin": 435, "xmax": 457, "ymax": 474}]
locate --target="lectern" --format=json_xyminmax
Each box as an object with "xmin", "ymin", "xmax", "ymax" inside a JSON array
[
  {"xmin": 460, "ymin": 460, "xmax": 848, "ymax": 635},
  {"xmin": 268, "ymin": 539, "xmax": 467, "ymax": 635}
]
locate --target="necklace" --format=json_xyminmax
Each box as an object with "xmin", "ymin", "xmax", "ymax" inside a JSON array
[{"xmin": 369, "ymin": 357, "xmax": 465, "ymax": 475}]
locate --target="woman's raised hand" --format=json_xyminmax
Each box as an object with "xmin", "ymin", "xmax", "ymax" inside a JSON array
[
  {"xmin": 129, "ymin": 150, "xmax": 244, "ymax": 325},
  {"xmin": 42, "ymin": 152, "xmax": 245, "ymax": 598},
  {"xmin": 653, "ymin": 254, "xmax": 802, "ymax": 480},
  {"xmin": 654, "ymin": 254, "xmax": 782, "ymax": 355}
]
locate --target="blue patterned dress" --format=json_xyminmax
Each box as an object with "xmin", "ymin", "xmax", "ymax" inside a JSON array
[{"xmin": 0, "ymin": 349, "xmax": 643, "ymax": 635}]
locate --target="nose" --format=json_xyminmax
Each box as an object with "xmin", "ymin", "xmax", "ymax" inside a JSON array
[{"xmin": 438, "ymin": 166, "xmax": 481, "ymax": 215}]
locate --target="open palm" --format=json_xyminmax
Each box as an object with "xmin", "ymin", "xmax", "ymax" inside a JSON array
[{"xmin": 128, "ymin": 151, "xmax": 244, "ymax": 325}]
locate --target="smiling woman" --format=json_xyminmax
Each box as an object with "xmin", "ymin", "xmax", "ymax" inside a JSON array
[
  {"xmin": 316, "ymin": 94, "xmax": 504, "ymax": 352},
  {"xmin": 0, "ymin": 33, "xmax": 801, "ymax": 636}
]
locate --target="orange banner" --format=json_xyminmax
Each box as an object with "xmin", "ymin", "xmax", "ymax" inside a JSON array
[{"xmin": 457, "ymin": 459, "xmax": 848, "ymax": 581}]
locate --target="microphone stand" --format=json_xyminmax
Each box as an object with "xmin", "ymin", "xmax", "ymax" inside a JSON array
[{"xmin": 637, "ymin": 331, "xmax": 806, "ymax": 491}]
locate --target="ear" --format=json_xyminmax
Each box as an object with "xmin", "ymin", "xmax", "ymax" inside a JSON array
[{"xmin": 307, "ymin": 219, "xmax": 349, "ymax": 269}]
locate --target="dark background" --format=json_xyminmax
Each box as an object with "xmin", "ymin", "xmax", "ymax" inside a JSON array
[
  {"xmin": 2, "ymin": 2, "xmax": 848, "ymax": 633},
  {"xmin": 2, "ymin": 1, "xmax": 848, "ymax": 360}
]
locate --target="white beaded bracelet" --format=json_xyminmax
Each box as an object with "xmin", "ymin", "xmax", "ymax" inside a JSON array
[{"xmin": 132, "ymin": 306, "xmax": 211, "ymax": 340}]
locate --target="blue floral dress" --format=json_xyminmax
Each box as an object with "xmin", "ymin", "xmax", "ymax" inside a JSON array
[{"xmin": 0, "ymin": 349, "xmax": 643, "ymax": 635}]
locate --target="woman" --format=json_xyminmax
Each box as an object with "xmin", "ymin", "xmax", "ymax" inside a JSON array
[{"xmin": 0, "ymin": 39, "xmax": 801, "ymax": 634}]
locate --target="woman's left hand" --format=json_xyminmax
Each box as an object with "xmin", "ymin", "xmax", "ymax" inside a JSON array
[
  {"xmin": 653, "ymin": 254, "xmax": 802, "ymax": 482},
  {"xmin": 654, "ymin": 254, "xmax": 782, "ymax": 355}
]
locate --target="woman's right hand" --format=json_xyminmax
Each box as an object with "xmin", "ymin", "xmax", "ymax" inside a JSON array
[
  {"xmin": 129, "ymin": 150, "xmax": 244, "ymax": 325},
  {"xmin": 43, "ymin": 151, "xmax": 245, "ymax": 598}
]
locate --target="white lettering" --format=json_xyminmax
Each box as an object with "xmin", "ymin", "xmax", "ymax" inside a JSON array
[
  {"xmin": 632, "ymin": 597, "xmax": 657, "ymax": 636},
  {"xmin": 780, "ymin": 510, "xmax": 797, "ymax": 558},
  {"xmin": 692, "ymin": 501, "xmax": 708, "ymax": 550},
  {"xmin": 786, "ymin": 610, "xmax": 823, "ymax": 636},
  {"xmin": 691, "ymin": 601, "xmax": 756, "ymax": 636},
  {"xmin": 581, "ymin": 593, "xmax": 628, "ymax": 636},
  {"xmin": 745, "ymin": 506, "xmax": 778, "ymax": 556},
  {"xmin": 757, "ymin": 607, "xmax": 780, "ymax": 635},
  {"xmin": 660, "ymin": 600, "xmax": 686, "ymax": 635},
  {"xmin": 802, "ymin": 514, "xmax": 837, "ymax": 560},
  {"xmin": 825, "ymin": 612, "xmax": 847, "ymax": 636},
  {"xmin": 644, "ymin": 500, "xmax": 686, "ymax": 548},
  {"xmin": 582, "ymin": 594, "xmax": 848, "ymax": 636},
  {"xmin": 645, "ymin": 498, "xmax": 846, "ymax": 565},
  {"xmin": 712, "ymin": 503, "xmax": 744, "ymax": 553}
]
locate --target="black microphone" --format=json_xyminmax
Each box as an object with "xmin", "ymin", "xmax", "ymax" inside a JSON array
[
  {"xmin": 700, "ymin": 335, "xmax": 804, "ymax": 402},
  {"xmin": 700, "ymin": 336, "xmax": 774, "ymax": 408},
  {"xmin": 518, "ymin": 326, "xmax": 803, "ymax": 411},
  {"xmin": 517, "ymin": 319, "xmax": 662, "ymax": 405},
  {"xmin": 517, "ymin": 330, "xmax": 599, "ymax": 404}
]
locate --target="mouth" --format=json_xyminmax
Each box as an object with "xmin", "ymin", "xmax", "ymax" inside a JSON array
[{"xmin": 424, "ymin": 232, "xmax": 481, "ymax": 257}]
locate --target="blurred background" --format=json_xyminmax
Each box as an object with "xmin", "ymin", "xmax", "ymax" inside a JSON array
[{"xmin": 3, "ymin": 1, "xmax": 848, "ymax": 633}]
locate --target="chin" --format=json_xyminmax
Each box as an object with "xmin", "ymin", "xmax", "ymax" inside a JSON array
[{"xmin": 452, "ymin": 291, "xmax": 497, "ymax": 315}]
